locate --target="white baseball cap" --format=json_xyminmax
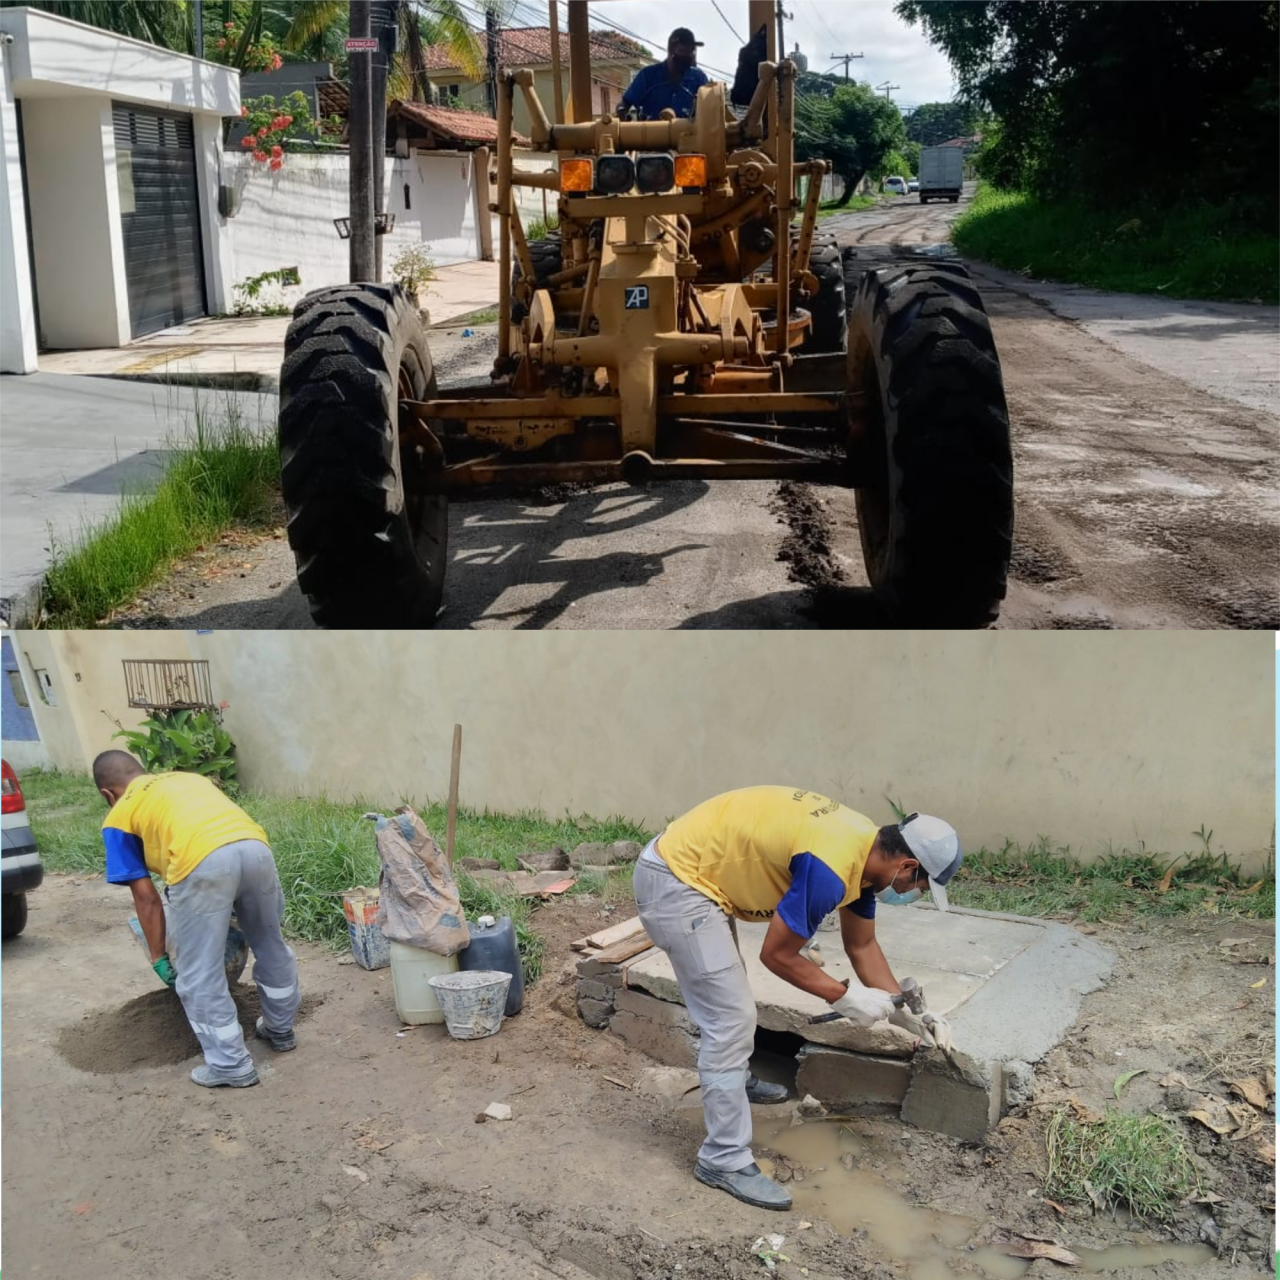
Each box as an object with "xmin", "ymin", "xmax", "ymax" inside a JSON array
[{"xmin": 900, "ymin": 813, "xmax": 963, "ymax": 912}]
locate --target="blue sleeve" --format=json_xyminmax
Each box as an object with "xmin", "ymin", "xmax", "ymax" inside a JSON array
[
  {"xmin": 622, "ymin": 64, "xmax": 651, "ymax": 108},
  {"xmin": 776, "ymin": 852, "xmax": 847, "ymax": 939},
  {"xmin": 103, "ymin": 828, "xmax": 148, "ymax": 883},
  {"xmin": 845, "ymin": 883, "xmax": 877, "ymax": 920}
]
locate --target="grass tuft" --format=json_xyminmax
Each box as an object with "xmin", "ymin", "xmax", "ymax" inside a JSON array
[
  {"xmin": 951, "ymin": 185, "xmax": 1279, "ymax": 303},
  {"xmin": 1046, "ymin": 1108, "xmax": 1198, "ymax": 1221},
  {"xmin": 41, "ymin": 386, "xmax": 279, "ymax": 628}
]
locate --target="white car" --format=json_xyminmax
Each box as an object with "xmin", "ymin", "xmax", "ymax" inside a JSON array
[
  {"xmin": 908, "ymin": 178, "xmax": 919, "ymax": 193},
  {"xmin": 885, "ymin": 176, "xmax": 908, "ymax": 195},
  {"xmin": 2, "ymin": 759, "xmax": 43, "ymax": 939}
]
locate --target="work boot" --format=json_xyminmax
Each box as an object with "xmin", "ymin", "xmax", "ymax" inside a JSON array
[
  {"xmin": 255, "ymin": 1016, "xmax": 296, "ymax": 1052},
  {"xmin": 745, "ymin": 1073, "xmax": 789, "ymax": 1104},
  {"xmin": 695, "ymin": 1160, "xmax": 792, "ymax": 1210},
  {"xmin": 190, "ymin": 1063, "xmax": 259, "ymax": 1088}
]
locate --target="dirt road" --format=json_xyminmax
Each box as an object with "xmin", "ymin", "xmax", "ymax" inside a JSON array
[
  {"xmin": 114, "ymin": 191, "xmax": 1279, "ymax": 629},
  {"xmin": 4, "ymin": 875, "xmax": 1270, "ymax": 1279}
]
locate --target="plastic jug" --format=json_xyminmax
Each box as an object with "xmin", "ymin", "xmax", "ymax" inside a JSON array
[
  {"xmin": 389, "ymin": 940, "xmax": 459, "ymax": 1024},
  {"xmin": 458, "ymin": 914, "xmax": 524, "ymax": 1016}
]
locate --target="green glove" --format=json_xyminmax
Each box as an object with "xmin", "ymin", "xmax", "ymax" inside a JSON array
[{"xmin": 152, "ymin": 954, "xmax": 177, "ymax": 987}]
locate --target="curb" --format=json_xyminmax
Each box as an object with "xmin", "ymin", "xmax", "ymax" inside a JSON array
[
  {"xmin": 86, "ymin": 370, "xmax": 279, "ymax": 394},
  {"xmin": 0, "ymin": 578, "xmax": 45, "ymax": 629}
]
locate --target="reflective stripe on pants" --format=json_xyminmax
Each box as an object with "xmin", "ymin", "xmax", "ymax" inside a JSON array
[{"xmin": 167, "ymin": 839, "xmax": 302, "ymax": 1070}]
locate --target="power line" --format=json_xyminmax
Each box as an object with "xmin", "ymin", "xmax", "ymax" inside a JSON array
[
  {"xmin": 710, "ymin": 0, "xmax": 743, "ymax": 45},
  {"xmin": 828, "ymin": 51, "xmax": 863, "ymax": 81}
]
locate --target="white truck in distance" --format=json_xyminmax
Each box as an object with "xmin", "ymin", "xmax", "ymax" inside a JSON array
[{"xmin": 918, "ymin": 146, "xmax": 965, "ymax": 204}]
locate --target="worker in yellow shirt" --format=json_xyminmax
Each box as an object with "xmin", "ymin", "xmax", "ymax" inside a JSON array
[
  {"xmin": 634, "ymin": 786, "xmax": 962, "ymax": 1211},
  {"xmin": 95, "ymin": 750, "xmax": 301, "ymax": 1089}
]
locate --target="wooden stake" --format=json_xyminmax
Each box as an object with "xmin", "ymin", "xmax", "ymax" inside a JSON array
[{"xmin": 446, "ymin": 723, "xmax": 462, "ymax": 865}]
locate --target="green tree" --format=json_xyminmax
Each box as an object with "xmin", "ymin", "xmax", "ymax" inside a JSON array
[
  {"xmin": 896, "ymin": 1, "xmax": 1279, "ymax": 220},
  {"xmin": 797, "ymin": 75, "xmax": 906, "ymax": 206},
  {"xmin": 0, "ymin": 0, "xmax": 195, "ymax": 47},
  {"xmin": 903, "ymin": 100, "xmax": 981, "ymax": 147}
]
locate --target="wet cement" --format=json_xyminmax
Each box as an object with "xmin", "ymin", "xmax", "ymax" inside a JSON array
[{"xmin": 57, "ymin": 985, "xmax": 322, "ymax": 1073}]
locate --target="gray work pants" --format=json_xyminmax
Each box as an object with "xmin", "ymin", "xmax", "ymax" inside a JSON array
[
  {"xmin": 167, "ymin": 839, "xmax": 302, "ymax": 1071},
  {"xmin": 633, "ymin": 843, "xmax": 757, "ymax": 1172}
]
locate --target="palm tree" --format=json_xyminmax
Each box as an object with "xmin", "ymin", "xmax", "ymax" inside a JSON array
[
  {"xmin": 0, "ymin": 0, "xmax": 194, "ymax": 49},
  {"xmin": 284, "ymin": 1, "xmax": 482, "ymax": 100}
]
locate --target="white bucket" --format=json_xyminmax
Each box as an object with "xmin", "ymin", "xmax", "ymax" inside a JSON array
[
  {"xmin": 427, "ymin": 969, "xmax": 513, "ymax": 1040},
  {"xmin": 389, "ymin": 940, "xmax": 459, "ymax": 1025}
]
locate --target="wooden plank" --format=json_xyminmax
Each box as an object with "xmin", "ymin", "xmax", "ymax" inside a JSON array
[
  {"xmin": 584, "ymin": 916, "xmax": 645, "ymax": 950},
  {"xmin": 593, "ymin": 932, "xmax": 653, "ymax": 964}
]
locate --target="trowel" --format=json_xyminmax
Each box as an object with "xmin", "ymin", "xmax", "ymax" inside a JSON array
[{"xmin": 808, "ymin": 976, "xmax": 958, "ymax": 1067}]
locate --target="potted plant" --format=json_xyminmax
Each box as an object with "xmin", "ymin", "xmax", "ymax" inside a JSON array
[{"xmin": 390, "ymin": 244, "xmax": 436, "ymax": 315}]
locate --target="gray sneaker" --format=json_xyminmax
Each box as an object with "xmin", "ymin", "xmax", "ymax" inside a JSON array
[
  {"xmin": 694, "ymin": 1160, "xmax": 792, "ymax": 1210},
  {"xmin": 191, "ymin": 1063, "xmax": 259, "ymax": 1088},
  {"xmin": 745, "ymin": 1073, "xmax": 789, "ymax": 1104},
  {"xmin": 255, "ymin": 1016, "xmax": 296, "ymax": 1052}
]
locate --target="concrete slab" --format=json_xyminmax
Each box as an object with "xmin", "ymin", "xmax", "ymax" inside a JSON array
[{"xmin": 619, "ymin": 905, "xmax": 1113, "ymax": 1138}]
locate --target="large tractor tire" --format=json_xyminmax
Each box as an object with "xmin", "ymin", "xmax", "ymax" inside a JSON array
[
  {"xmin": 278, "ymin": 283, "xmax": 448, "ymax": 628},
  {"xmin": 510, "ymin": 234, "xmax": 562, "ymax": 323},
  {"xmin": 846, "ymin": 261, "xmax": 1013, "ymax": 626},
  {"xmin": 801, "ymin": 239, "xmax": 847, "ymax": 353}
]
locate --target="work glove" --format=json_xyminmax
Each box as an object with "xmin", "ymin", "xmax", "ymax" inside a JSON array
[
  {"xmin": 152, "ymin": 954, "xmax": 177, "ymax": 988},
  {"xmin": 922, "ymin": 1011, "xmax": 955, "ymax": 1055},
  {"xmin": 830, "ymin": 983, "xmax": 895, "ymax": 1029}
]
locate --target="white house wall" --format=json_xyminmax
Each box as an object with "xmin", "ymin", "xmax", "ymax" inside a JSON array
[
  {"xmin": 225, "ymin": 150, "xmax": 478, "ymax": 301},
  {"xmin": 21, "ymin": 96, "xmax": 130, "ymax": 348},
  {"xmin": 0, "ymin": 44, "xmax": 36, "ymax": 372}
]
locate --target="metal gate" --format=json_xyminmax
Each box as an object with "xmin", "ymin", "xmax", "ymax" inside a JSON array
[{"xmin": 112, "ymin": 103, "xmax": 207, "ymax": 336}]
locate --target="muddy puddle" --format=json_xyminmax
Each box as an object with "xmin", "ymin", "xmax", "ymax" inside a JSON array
[{"xmin": 753, "ymin": 1118, "xmax": 1215, "ymax": 1278}]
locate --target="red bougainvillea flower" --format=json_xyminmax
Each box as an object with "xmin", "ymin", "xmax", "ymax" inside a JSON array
[
  {"xmin": 257, "ymin": 126, "xmax": 268, "ymax": 137},
  {"xmin": 271, "ymin": 54, "xmax": 283, "ymax": 69},
  {"xmin": 270, "ymin": 145, "xmax": 283, "ymax": 159},
  {"xmin": 224, "ymin": 21, "xmax": 235, "ymax": 29},
  {"xmin": 240, "ymin": 135, "xmax": 256, "ymax": 148},
  {"xmin": 253, "ymin": 150, "xmax": 268, "ymax": 162},
  {"xmin": 240, "ymin": 105, "xmax": 249, "ymax": 117},
  {"xmin": 269, "ymin": 158, "xmax": 283, "ymax": 171}
]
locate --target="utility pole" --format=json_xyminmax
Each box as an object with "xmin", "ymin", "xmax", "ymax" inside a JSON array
[
  {"xmin": 485, "ymin": 4, "xmax": 499, "ymax": 118},
  {"xmin": 371, "ymin": 0, "xmax": 396, "ymax": 281},
  {"xmin": 876, "ymin": 81, "xmax": 900, "ymax": 99},
  {"xmin": 775, "ymin": 1, "xmax": 791, "ymax": 65},
  {"xmin": 348, "ymin": 0, "xmax": 376, "ymax": 282},
  {"xmin": 829, "ymin": 52, "xmax": 863, "ymax": 82}
]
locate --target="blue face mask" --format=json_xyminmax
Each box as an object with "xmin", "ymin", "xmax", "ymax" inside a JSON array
[{"xmin": 876, "ymin": 866, "xmax": 924, "ymax": 906}]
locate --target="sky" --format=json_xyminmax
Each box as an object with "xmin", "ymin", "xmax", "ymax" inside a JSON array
[{"xmin": 538, "ymin": 1, "xmax": 961, "ymax": 112}]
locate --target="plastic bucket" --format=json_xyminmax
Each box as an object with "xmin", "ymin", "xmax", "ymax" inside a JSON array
[{"xmin": 427, "ymin": 970, "xmax": 513, "ymax": 1041}]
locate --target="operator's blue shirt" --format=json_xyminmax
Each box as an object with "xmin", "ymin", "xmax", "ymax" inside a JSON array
[{"xmin": 621, "ymin": 62, "xmax": 709, "ymax": 120}]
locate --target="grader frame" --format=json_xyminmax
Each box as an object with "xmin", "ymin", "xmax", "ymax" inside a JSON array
[{"xmin": 402, "ymin": 0, "xmax": 856, "ymax": 491}]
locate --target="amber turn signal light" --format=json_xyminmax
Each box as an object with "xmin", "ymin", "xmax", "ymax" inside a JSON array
[
  {"xmin": 559, "ymin": 158, "xmax": 593, "ymax": 192},
  {"xmin": 673, "ymin": 154, "xmax": 707, "ymax": 188}
]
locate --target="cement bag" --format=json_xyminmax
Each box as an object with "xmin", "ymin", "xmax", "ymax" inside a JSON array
[
  {"xmin": 128, "ymin": 909, "xmax": 249, "ymax": 983},
  {"xmin": 375, "ymin": 807, "xmax": 470, "ymax": 956}
]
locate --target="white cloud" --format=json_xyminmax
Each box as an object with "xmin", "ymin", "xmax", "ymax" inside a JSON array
[{"xmin": 564, "ymin": 0, "xmax": 959, "ymax": 110}]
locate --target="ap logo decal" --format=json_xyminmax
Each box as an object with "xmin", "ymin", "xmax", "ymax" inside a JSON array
[{"xmin": 624, "ymin": 285, "xmax": 650, "ymax": 310}]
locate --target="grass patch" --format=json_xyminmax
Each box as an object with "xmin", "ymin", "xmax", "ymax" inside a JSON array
[
  {"xmin": 42, "ymin": 388, "xmax": 278, "ymax": 627},
  {"xmin": 816, "ymin": 194, "xmax": 878, "ymax": 219},
  {"xmin": 951, "ymin": 185, "xmax": 1279, "ymax": 303},
  {"xmin": 20, "ymin": 770, "xmax": 650, "ymax": 984},
  {"xmin": 525, "ymin": 213, "xmax": 559, "ymax": 242},
  {"xmin": 1046, "ymin": 1107, "xmax": 1198, "ymax": 1221},
  {"xmin": 949, "ymin": 831, "xmax": 1274, "ymax": 922}
]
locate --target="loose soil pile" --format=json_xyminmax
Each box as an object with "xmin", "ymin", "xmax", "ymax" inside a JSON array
[{"xmin": 57, "ymin": 985, "xmax": 323, "ymax": 1072}]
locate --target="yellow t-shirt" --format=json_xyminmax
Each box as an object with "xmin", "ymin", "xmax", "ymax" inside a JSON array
[
  {"xmin": 102, "ymin": 771, "xmax": 269, "ymax": 886},
  {"xmin": 657, "ymin": 786, "xmax": 880, "ymax": 935}
]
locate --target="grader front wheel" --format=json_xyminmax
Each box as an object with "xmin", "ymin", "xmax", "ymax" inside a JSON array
[
  {"xmin": 278, "ymin": 284, "xmax": 448, "ymax": 628},
  {"xmin": 847, "ymin": 262, "xmax": 1014, "ymax": 626}
]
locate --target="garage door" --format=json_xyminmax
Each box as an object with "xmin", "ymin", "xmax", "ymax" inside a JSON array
[{"xmin": 112, "ymin": 104, "xmax": 207, "ymax": 337}]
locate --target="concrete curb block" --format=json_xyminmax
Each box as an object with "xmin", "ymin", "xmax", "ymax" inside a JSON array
[{"xmin": 87, "ymin": 371, "xmax": 279, "ymax": 394}]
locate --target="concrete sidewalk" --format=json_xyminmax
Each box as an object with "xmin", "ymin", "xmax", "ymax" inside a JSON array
[
  {"xmin": 581, "ymin": 906, "xmax": 1113, "ymax": 1143},
  {"xmin": 36, "ymin": 259, "xmax": 500, "ymax": 391}
]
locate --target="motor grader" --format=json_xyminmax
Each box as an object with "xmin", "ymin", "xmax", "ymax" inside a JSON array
[{"xmin": 278, "ymin": 2, "xmax": 1013, "ymax": 628}]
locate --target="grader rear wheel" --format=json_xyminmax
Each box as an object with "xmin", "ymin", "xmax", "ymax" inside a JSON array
[
  {"xmin": 278, "ymin": 283, "xmax": 448, "ymax": 628},
  {"xmin": 847, "ymin": 261, "xmax": 1013, "ymax": 626}
]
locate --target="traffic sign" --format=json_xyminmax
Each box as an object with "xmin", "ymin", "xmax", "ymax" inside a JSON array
[{"xmin": 344, "ymin": 37, "xmax": 378, "ymax": 51}]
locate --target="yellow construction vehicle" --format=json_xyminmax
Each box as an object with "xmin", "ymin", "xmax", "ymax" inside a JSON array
[{"xmin": 278, "ymin": 2, "xmax": 1013, "ymax": 627}]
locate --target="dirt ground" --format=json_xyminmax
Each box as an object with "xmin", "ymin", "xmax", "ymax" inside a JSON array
[
  {"xmin": 103, "ymin": 187, "xmax": 1278, "ymax": 631},
  {"xmin": 3, "ymin": 875, "xmax": 1272, "ymax": 1279}
]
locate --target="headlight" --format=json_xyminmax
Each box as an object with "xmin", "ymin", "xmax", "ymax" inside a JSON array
[
  {"xmin": 559, "ymin": 158, "xmax": 593, "ymax": 192},
  {"xmin": 594, "ymin": 154, "xmax": 635, "ymax": 195},
  {"xmin": 635, "ymin": 153, "xmax": 675, "ymax": 193}
]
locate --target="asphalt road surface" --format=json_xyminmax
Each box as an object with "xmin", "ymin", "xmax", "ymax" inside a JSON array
[{"xmin": 116, "ymin": 189, "xmax": 1279, "ymax": 630}]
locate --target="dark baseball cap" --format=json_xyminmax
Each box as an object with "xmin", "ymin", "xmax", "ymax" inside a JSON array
[{"xmin": 669, "ymin": 28, "xmax": 704, "ymax": 48}]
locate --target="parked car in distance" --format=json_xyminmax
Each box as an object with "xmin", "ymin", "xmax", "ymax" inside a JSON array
[
  {"xmin": 885, "ymin": 176, "xmax": 908, "ymax": 195},
  {"xmin": 908, "ymin": 177, "xmax": 919, "ymax": 193},
  {"xmin": 2, "ymin": 759, "xmax": 44, "ymax": 939}
]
